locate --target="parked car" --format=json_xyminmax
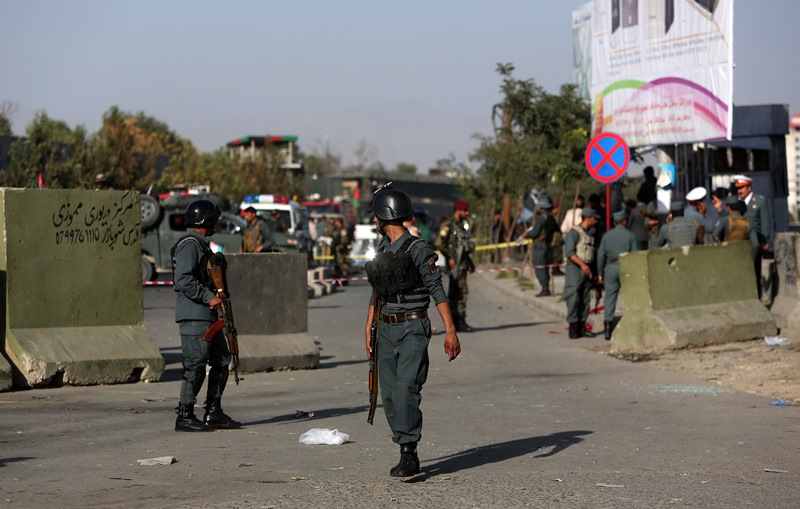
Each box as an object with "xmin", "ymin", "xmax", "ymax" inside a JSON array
[{"xmin": 239, "ymin": 194, "xmax": 311, "ymax": 253}]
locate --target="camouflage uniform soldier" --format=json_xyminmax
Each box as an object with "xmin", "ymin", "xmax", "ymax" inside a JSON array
[
  {"xmin": 241, "ymin": 206, "xmax": 276, "ymax": 253},
  {"xmin": 438, "ymin": 200, "xmax": 475, "ymax": 332},
  {"xmin": 332, "ymin": 217, "xmax": 351, "ymax": 281}
]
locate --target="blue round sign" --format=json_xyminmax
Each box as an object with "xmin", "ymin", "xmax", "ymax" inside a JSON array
[{"xmin": 585, "ymin": 132, "xmax": 629, "ymax": 184}]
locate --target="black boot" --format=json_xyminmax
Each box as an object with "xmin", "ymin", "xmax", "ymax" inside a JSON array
[
  {"xmin": 390, "ymin": 443, "xmax": 420, "ymax": 477},
  {"xmin": 203, "ymin": 399, "xmax": 242, "ymax": 429},
  {"xmin": 456, "ymin": 318, "xmax": 475, "ymax": 333},
  {"xmin": 568, "ymin": 323, "xmax": 579, "ymax": 339},
  {"xmin": 604, "ymin": 321, "xmax": 613, "ymax": 341},
  {"xmin": 580, "ymin": 321, "xmax": 595, "ymax": 338},
  {"xmin": 175, "ymin": 404, "xmax": 213, "ymax": 432},
  {"xmin": 535, "ymin": 288, "xmax": 551, "ymax": 297}
]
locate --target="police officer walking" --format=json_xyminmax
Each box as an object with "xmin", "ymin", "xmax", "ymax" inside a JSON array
[
  {"xmin": 438, "ymin": 200, "xmax": 476, "ymax": 332},
  {"xmin": 364, "ymin": 185, "xmax": 461, "ymax": 477},
  {"xmin": 523, "ymin": 196, "xmax": 560, "ymax": 297},
  {"xmin": 596, "ymin": 210, "xmax": 638, "ymax": 340},
  {"xmin": 563, "ymin": 208, "xmax": 598, "ymax": 339},
  {"xmin": 172, "ymin": 199, "xmax": 241, "ymax": 432},
  {"xmin": 241, "ymin": 206, "xmax": 276, "ymax": 253}
]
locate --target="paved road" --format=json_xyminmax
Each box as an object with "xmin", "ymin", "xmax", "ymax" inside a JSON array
[{"xmin": 2, "ymin": 274, "xmax": 798, "ymax": 508}]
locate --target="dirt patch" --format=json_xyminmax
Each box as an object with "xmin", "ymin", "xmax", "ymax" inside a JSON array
[{"xmin": 602, "ymin": 339, "xmax": 800, "ymax": 403}]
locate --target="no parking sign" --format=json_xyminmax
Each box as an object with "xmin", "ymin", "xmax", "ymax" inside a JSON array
[{"xmin": 585, "ymin": 132, "xmax": 629, "ymax": 184}]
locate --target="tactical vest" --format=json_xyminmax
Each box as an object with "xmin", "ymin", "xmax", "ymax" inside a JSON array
[
  {"xmin": 570, "ymin": 225, "xmax": 594, "ymax": 264},
  {"xmin": 666, "ymin": 217, "xmax": 698, "ymax": 248},
  {"xmin": 171, "ymin": 234, "xmax": 214, "ymax": 291},
  {"xmin": 727, "ymin": 214, "xmax": 750, "ymax": 242},
  {"xmin": 243, "ymin": 219, "xmax": 266, "ymax": 252},
  {"xmin": 365, "ymin": 237, "xmax": 428, "ymax": 304}
]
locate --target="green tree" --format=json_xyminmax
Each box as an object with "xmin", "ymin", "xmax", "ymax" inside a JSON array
[
  {"xmin": 470, "ymin": 63, "xmax": 591, "ymax": 222},
  {"xmin": 0, "ymin": 100, "xmax": 18, "ymax": 135},
  {"xmin": 5, "ymin": 111, "xmax": 91, "ymax": 188},
  {"xmin": 0, "ymin": 115, "xmax": 11, "ymax": 136}
]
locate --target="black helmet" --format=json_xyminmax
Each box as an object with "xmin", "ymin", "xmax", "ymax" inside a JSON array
[
  {"xmin": 185, "ymin": 199, "xmax": 221, "ymax": 228},
  {"xmin": 369, "ymin": 183, "xmax": 413, "ymax": 221}
]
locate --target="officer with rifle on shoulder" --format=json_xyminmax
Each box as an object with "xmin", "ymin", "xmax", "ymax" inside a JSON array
[
  {"xmin": 172, "ymin": 199, "xmax": 242, "ymax": 432},
  {"xmin": 364, "ymin": 184, "xmax": 461, "ymax": 477}
]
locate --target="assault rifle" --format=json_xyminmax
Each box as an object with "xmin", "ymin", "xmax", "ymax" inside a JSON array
[
  {"xmin": 203, "ymin": 252, "xmax": 242, "ymax": 385},
  {"xmin": 367, "ymin": 293, "xmax": 381, "ymax": 425}
]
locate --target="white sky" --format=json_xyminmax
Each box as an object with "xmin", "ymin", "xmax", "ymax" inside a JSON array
[{"xmin": 2, "ymin": 0, "xmax": 798, "ymax": 174}]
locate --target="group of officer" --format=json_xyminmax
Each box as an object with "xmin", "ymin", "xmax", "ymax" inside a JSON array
[
  {"xmin": 170, "ymin": 187, "xmax": 464, "ymax": 479},
  {"xmin": 523, "ymin": 174, "xmax": 772, "ymax": 341}
]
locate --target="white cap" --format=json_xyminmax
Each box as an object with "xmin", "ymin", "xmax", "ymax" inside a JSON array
[
  {"xmin": 732, "ymin": 175, "xmax": 752, "ymax": 186},
  {"xmin": 686, "ymin": 187, "xmax": 707, "ymax": 202}
]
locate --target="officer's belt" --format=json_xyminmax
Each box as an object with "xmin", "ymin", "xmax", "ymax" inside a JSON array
[
  {"xmin": 381, "ymin": 310, "xmax": 428, "ymax": 325},
  {"xmin": 607, "ymin": 259, "xmax": 618, "ymax": 264}
]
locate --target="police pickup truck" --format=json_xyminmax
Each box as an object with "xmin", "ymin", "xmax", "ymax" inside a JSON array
[{"xmin": 140, "ymin": 193, "xmax": 297, "ymax": 281}]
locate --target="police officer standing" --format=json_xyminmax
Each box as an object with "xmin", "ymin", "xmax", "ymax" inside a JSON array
[
  {"xmin": 241, "ymin": 206, "xmax": 276, "ymax": 253},
  {"xmin": 563, "ymin": 208, "xmax": 598, "ymax": 339},
  {"xmin": 654, "ymin": 202, "xmax": 700, "ymax": 248},
  {"xmin": 438, "ymin": 200, "xmax": 475, "ymax": 332},
  {"xmin": 713, "ymin": 195, "xmax": 750, "ymax": 242},
  {"xmin": 364, "ymin": 185, "xmax": 461, "ymax": 477},
  {"xmin": 733, "ymin": 175, "xmax": 772, "ymax": 296},
  {"xmin": 172, "ymin": 199, "xmax": 241, "ymax": 432},
  {"xmin": 524, "ymin": 196, "xmax": 560, "ymax": 297},
  {"xmin": 596, "ymin": 210, "xmax": 638, "ymax": 340}
]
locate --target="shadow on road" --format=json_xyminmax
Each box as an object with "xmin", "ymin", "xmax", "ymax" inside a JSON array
[
  {"xmin": 464, "ymin": 320, "xmax": 558, "ymax": 333},
  {"xmin": 318, "ymin": 356, "xmax": 366, "ymax": 369},
  {"xmin": 412, "ymin": 430, "xmax": 593, "ymax": 480},
  {"xmin": 244, "ymin": 405, "xmax": 369, "ymax": 426},
  {"xmin": 0, "ymin": 456, "xmax": 36, "ymax": 468}
]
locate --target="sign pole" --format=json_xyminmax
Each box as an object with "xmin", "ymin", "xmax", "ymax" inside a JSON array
[{"xmin": 605, "ymin": 184, "xmax": 611, "ymax": 232}]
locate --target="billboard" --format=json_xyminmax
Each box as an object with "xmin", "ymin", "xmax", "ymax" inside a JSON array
[
  {"xmin": 573, "ymin": 2, "xmax": 594, "ymax": 102},
  {"xmin": 589, "ymin": 0, "xmax": 733, "ymax": 147}
]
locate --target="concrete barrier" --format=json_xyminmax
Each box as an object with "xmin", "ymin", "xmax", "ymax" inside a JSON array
[
  {"xmin": 1, "ymin": 188, "xmax": 164, "ymax": 388},
  {"xmin": 612, "ymin": 241, "xmax": 777, "ymax": 352},
  {"xmin": 225, "ymin": 253, "xmax": 319, "ymax": 372},
  {"xmin": 770, "ymin": 232, "xmax": 800, "ymax": 335},
  {"xmin": 0, "ymin": 354, "xmax": 11, "ymax": 391}
]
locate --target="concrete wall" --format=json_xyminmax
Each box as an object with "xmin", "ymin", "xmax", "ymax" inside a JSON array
[
  {"xmin": 1, "ymin": 188, "xmax": 164, "ymax": 388},
  {"xmin": 612, "ymin": 241, "xmax": 777, "ymax": 352},
  {"xmin": 225, "ymin": 253, "xmax": 319, "ymax": 372},
  {"xmin": 770, "ymin": 232, "xmax": 800, "ymax": 335}
]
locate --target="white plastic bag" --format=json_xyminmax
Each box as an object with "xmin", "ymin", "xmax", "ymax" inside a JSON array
[
  {"xmin": 765, "ymin": 336, "xmax": 791, "ymax": 346},
  {"xmin": 298, "ymin": 428, "xmax": 350, "ymax": 445}
]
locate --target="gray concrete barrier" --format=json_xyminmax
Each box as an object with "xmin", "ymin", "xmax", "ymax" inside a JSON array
[
  {"xmin": 225, "ymin": 253, "xmax": 319, "ymax": 372},
  {"xmin": 1, "ymin": 188, "xmax": 164, "ymax": 389},
  {"xmin": 0, "ymin": 354, "xmax": 11, "ymax": 390},
  {"xmin": 612, "ymin": 241, "xmax": 777, "ymax": 352},
  {"xmin": 770, "ymin": 232, "xmax": 800, "ymax": 335}
]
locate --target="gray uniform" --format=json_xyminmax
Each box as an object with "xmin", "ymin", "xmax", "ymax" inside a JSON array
[
  {"xmin": 372, "ymin": 231, "xmax": 448, "ymax": 445},
  {"xmin": 655, "ymin": 217, "xmax": 698, "ymax": 248},
  {"xmin": 563, "ymin": 226, "xmax": 594, "ymax": 324},
  {"xmin": 173, "ymin": 230, "xmax": 231, "ymax": 408},
  {"xmin": 525, "ymin": 210, "xmax": 559, "ymax": 292},
  {"xmin": 744, "ymin": 192, "xmax": 772, "ymax": 296},
  {"xmin": 685, "ymin": 204, "xmax": 713, "ymax": 244},
  {"xmin": 597, "ymin": 225, "xmax": 638, "ymax": 322}
]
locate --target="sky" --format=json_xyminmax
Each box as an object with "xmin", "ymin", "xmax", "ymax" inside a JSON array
[{"xmin": 2, "ymin": 0, "xmax": 799, "ymax": 176}]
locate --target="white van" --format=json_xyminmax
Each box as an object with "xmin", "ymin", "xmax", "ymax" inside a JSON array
[{"xmin": 240, "ymin": 194, "xmax": 311, "ymax": 251}]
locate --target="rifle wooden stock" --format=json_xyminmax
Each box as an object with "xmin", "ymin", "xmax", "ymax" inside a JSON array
[
  {"xmin": 367, "ymin": 295, "xmax": 381, "ymax": 425},
  {"xmin": 207, "ymin": 254, "xmax": 242, "ymax": 385}
]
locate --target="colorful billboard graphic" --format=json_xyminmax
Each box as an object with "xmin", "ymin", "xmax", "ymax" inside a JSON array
[{"xmin": 589, "ymin": 0, "xmax": 733, "ymax": 147}]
